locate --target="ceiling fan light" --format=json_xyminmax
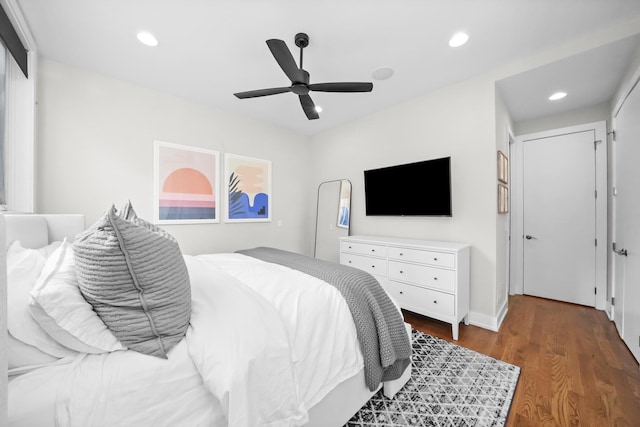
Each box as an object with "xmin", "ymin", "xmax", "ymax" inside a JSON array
[
  {"xmin": 449, "ymin": 32, "xmax": 469, "ymax": 47},
  {"xmin": 137, "ymin": 32, "xmax": 158, "ymax": 47},
  {"xmin": 549, "ymin": 91, "xmax": 567, "ymax": 101}
]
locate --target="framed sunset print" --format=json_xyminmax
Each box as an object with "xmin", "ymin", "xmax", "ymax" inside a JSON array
[
  {"xmin": 224, "ymin": 153, "xmax": 272, "ymax": 222},
  {"xmin": 153, "ymin": 141, "xmax": 220, "ymax": 224}
]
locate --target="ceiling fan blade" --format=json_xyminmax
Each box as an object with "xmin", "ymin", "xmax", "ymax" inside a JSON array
[
  {"xmin": 266, "ymin": 39, "xmax": 303, "ymax": 83},
  {"xmin": 308, "ymin": 82, "xmax": 373, "ymax": 93},
  {"xmin": 299, "ymin": 94, "xmax": 319, "ymax": 120},
  {"xmin": 234, "ymin": 87, "xmax": 291, "ymax": 99}
]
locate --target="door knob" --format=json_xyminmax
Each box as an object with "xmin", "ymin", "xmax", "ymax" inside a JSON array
[
  {"xmin": 613, "ymin": 242, "xmax": 628, "ymax": 256},
  {"xmin": 525, "ymin": 235, "xmax": 537, "ymax": 240},
  {"xmin": 613, "ymin": 248, "xmax": 628, "ymax": 256}
]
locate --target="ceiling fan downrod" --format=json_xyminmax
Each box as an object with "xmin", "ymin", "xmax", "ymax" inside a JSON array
[{"xmin": 295, "ymin": 32, "xmax": 309, "ymax": 70}]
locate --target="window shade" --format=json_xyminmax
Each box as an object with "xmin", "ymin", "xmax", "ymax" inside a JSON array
[{"xmin": 0, "ymin": 4, "xmax": 27, "ymax": 78}]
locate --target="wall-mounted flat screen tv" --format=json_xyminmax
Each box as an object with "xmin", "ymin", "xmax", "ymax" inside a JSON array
[{"xmin": 364, "ymin": 156, "xmax": 452, "ymax": 216}]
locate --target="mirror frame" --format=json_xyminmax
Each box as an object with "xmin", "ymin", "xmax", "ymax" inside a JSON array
[{"xmin": 313, "ymin": 179, "xmax": 352, "ymax": 258}]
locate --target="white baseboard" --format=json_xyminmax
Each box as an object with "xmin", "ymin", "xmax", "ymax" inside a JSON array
[
  {"xmin": 467, "ymin": 303, "xmax": 508, "ymax": 333},
  {"xmin": 496, "ymin": 301, "xmax": 509, "ymax": 329}
]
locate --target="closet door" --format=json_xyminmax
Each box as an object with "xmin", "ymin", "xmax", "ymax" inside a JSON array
[
  {"xmin": 613, "ymin": 78, "xmax": 640, "ymax": 363},
  {"xmin": 522, "ymin": 130, "xmax": 596, "ymax": 307}
]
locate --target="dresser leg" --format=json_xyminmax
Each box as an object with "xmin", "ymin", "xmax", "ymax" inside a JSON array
[
  {"xmin": 452, "ymin": 323, "xmax": 459, "ymax": 340},
  {"xmin": 463, "ymin": 314, "xmax": 469, "ymax": 325}
]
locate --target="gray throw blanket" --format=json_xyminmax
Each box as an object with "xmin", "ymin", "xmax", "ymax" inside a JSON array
[{"xmin": 236, "ymin": 247, "xmax": 411, "ymax": 391}]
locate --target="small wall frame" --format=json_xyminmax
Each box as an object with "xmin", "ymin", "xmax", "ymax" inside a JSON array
[
  {"xmin": 497, "ymin": 151, "xmax": 509, "ymax": 184},
  {"xmin": 498, "ymin": 183, "xmax": 509, "ymax": 214}
]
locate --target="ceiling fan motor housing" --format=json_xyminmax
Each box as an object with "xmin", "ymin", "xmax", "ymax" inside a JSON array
[{"xmin": 293, "ymin": 69, "xmax": 310, "ymax": 88}]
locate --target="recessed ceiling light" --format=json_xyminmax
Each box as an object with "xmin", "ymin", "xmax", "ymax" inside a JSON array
[
  {"xmin": 449, "ymin": 32, "xmax": 469, "ymax": 47},
  {"xmin": 315, "ymin": 105, "xmax": 323, "ymax": 113},
  {"xmin": 372, "ymin": 67, "xmax": 394, "ymax": 80},
  {"xmin": 137, "ymin": 31, "xmax": 158, "ymax": 47},
  {"xmin": 549, "ymin": 91, "xmax": 567, "ymax": 101}
]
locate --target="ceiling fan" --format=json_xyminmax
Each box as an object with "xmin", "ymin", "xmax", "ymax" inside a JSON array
[{"xmin": 234, "ymin": 32, "xmax": 373, "ymax": 120}]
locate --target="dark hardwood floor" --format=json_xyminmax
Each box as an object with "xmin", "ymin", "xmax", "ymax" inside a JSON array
[{"xmin": 403, "ymin": 295, "xmax": 640, "ymax": 427}]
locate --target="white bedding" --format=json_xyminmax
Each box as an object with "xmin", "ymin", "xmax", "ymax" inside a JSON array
[
  {"xmin": 9, "ymin": 253, "xmax": 365, "ymax": 427},
  {"xmin": 194, "ymin": 254, "xmax": 364, "ymax": 409}
]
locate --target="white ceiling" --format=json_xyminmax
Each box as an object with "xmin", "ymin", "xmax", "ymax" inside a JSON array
[{"xmin": 14, "ymin": 0, "xmax": 640, "ymax": 135}]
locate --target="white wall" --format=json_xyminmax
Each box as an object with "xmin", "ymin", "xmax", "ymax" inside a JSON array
[
  {"xmin": 35, "ymin": 59, "xmax": 314, "ymax": 255},
  {"xmin": 494, "ymin": 87, "xmax": 514, "ymax": 319},
  {"xmin": 514, "ymin": 102, "xmax": 611, "ymax": 136},
  {"xmin": 310, "ymin": 74, "xmax": 500, "ymax": 325}
]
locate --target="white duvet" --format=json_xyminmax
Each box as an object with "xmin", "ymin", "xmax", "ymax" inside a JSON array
[{"xmin": 9, "ymin": 254, "xmax": 364, "ymax": 427}]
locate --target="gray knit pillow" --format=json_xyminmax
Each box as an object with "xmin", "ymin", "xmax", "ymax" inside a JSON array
[{"xmin": 73, "ymin": 204, "xmax": 191, "ymax": 358}]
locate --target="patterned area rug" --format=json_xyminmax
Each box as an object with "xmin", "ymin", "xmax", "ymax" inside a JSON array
[{"xmin": 346, "ymin": 329, "xmax": 520, "ymax": 427}]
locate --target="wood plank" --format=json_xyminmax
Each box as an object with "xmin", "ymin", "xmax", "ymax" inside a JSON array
[{"xmin": 402, "ymin": 295, "xmax": 640, "ymax": 426}]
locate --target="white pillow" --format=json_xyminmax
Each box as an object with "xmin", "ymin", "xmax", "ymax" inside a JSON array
[
  {"xmin": 29, "ymin": 241, "xmax": 125, "ymax": 353},
  {"xmin": 7, "ymin": 239, "xmax": 61, "ymax": 259},
  {"xmin": 7, "ymin": 241, "xmax": 77, "ymax": 358},
  {"xmin": 7, "ymin": 332, "xmax": 59, "ymax": 370}
]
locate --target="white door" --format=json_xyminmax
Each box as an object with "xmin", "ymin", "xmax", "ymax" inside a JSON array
[
  {"xmin": 613, "ymin": 78, "xmax": 640, "ymax": 363},
  {"xmin": 522, "ymin": 131, "xmax": 596, "ymax": 306}
]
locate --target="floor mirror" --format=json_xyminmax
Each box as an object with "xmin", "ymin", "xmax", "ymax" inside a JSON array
[{"xmin": 314, "ymin": 179, "xmax": 351, "ymax": 263}]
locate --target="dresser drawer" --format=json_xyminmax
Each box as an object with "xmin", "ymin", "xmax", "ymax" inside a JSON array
[
  {"xmin": 386, "ymin": 281, "xmax": 455, "ymax": 318},
  {"xmin": 340, "ymin": 241, "xmax": 387, "ymax": 257},
  {"xmin": 388, "ymin": 260, "xmax": 455, "ymax": 292},
  {"xmin": 341, "ymin": 253, "xmax": 388, "ymax": 276},
  {"xmin": 388, "ymin": 246, "xmax": 455, "ymax": 268}
]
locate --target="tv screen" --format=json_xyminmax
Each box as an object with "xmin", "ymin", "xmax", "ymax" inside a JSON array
[{"xmin": 364, "ymin": 157, "xmax": 452, "ymax": 216}]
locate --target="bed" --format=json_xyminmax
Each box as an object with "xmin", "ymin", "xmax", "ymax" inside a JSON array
[{"xmin": 4, "ymin": 210, "xmax": 412, "ymax": 427}]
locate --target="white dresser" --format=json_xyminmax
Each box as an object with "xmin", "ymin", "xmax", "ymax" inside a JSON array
[{"xmin": 339, "ymin": 235, "xmax": 470, "ymax": 340}]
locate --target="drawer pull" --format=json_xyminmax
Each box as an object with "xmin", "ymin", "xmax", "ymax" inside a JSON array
[
  {"xmin": 434, "ymin": 277, "xmax": 438, "ymax": 281},
  {"xmin": 399, "ymin": 253, "xmax": 404, "ymax": 256},
  {"xmin": 433, "ymin": 257, "xmax": 438, "ymax": 261},
  {"xmin": 371, "ymin": 249, "xmax": 376, "ymax": 252},
  {"xmin": 371, "ymin": 265, "xmax": 375, "ymax": 268},
  {"xmin": 348, "ymin": 261, "xmax": 352, "ymax": 264},
  {"xmin": 399, "ymin": 291, "xmax": 403, "ymax": 295},
  {"xmin": 433, "ymin": 300, "xmax": 438, "ymax": 304},
  {"xmin": 399, "ymin": 270, "xmax": 404, "ymax": 274},
  {"xmin": 348, "ymin": 246, "xmax": 352, "ymax": 249}
]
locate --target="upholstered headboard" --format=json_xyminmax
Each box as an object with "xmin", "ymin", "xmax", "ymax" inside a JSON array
[
  {"xmin": 1, "ymin": 214, "xmax": 84, "ymax": 425},
  {"xmin": 3, "ymin": 214, "xmax": 85, "ymax": 249}
]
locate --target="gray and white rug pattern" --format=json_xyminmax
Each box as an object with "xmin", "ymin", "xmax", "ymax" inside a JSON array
[{"xmin": 346, "ymin": 329, "xmax": 520, "ymax": 427}]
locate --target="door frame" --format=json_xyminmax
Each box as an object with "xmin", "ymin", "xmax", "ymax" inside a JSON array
[
  {"xmin": 610, "ymin": 125, "xmax": 621, "ymax": 328},
  {"xmin": 510, "ymin": 121, "xmax": 607, "ymax": 310}
]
